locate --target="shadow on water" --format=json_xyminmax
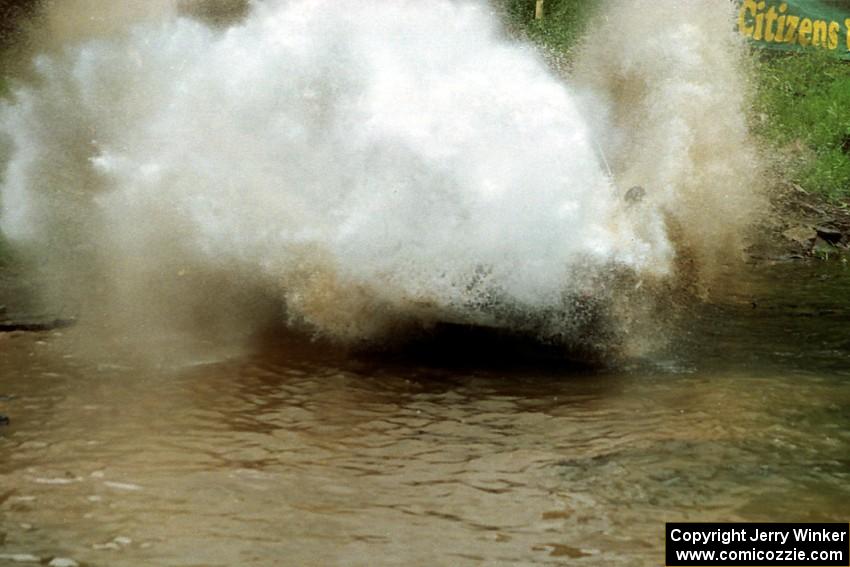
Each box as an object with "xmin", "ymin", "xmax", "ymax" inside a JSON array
[
  {"xmin": 366, "ymin": 323, "xmax": 607, "ymax": 373},
  {"xmin": 246, "ymin": 323, "xmax": 618, "ymax": 403},
  {"xmin": 244, "ymin": 259, "xmax": 850, "ymax": 385},
  {"xmin": 241, "ymin": 258, "xmax": 850, "ymax": 402}
]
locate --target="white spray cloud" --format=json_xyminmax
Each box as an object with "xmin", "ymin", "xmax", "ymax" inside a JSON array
[{"xmin": 1, "ymin": 0, "xmax": 712, "ymax": 345}]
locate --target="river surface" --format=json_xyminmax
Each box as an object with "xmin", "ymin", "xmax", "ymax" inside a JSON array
[{"xmin": 1, "ymin": 262, "xmax": 849, "ymax": 566}]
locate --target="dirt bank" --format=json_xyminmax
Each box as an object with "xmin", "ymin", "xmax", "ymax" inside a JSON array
[{"xmin": 748, "ymin": 183, "xmax": 850, "ymax": 262}]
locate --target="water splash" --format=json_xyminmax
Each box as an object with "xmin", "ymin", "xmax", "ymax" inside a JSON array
[
  {"xmin": 0, "ymin": 0, "xmax": 755, "ymax": 349},
  {"xmin": 573, "ymin": 0, "xmax": 762, "ymax": 283}
]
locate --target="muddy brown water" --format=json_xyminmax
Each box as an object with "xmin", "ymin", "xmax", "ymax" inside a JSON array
[{"xmin": 0, "ymin": 263, "xmax": 849, "ymax": 566}]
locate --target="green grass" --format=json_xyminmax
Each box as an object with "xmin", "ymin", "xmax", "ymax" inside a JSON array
[{"xmin": 752, "ymin": 51, "xmax": 850, "ymax": 201}]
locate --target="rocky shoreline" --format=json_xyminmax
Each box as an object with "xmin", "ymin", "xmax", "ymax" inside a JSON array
[{"xmin": 749, "ymin": 183, "xmax": 850, "ymax": 262}]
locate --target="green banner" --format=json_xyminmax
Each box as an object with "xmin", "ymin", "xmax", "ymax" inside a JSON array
[{"xmin": 737, "ymin": 0, "xmax": 850, "ymax": 59}]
